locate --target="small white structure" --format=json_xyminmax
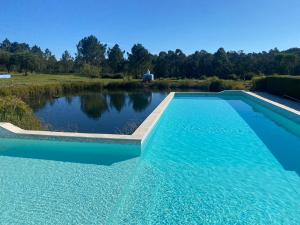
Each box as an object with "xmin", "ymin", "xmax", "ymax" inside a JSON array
[
  {"xmin": 0, "ymin": 74, "xmax": 11, "ymax": 79},
  {"xmin": 143, "ymin": 69, "xmax": 154, "ymax": 82}
]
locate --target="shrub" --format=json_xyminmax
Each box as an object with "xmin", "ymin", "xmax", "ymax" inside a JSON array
[
  {"xmin": 243, "ymin": 72, "xmax": 257, "ymax": 80},
  {"xmin": 227, "ymin": 74, "xmax": 239, "ymax": 80},
  {"xmin": 209, "ymin": 79, "xmax": 225, "ymax": 92},
  {"xmin": 222, "ymin": 80, "xmax": 245, "ymax": 90},
  {"xmin": 251, "ymin": 77, "xmax": 267, "ymax": 90},
  {"xmin": 80, "ymin": 64, "xmax": 101, "ymax": 78},
  {"xmin": 252, "ymin": 75, "xmax": 300, "ymax": 99},
  {"xmin": 105, "ymin": 80, "xmax": 143, "ymax": 90},
  {"xmin": 149, "ymin": 80, "xmax": 170, "ymax": 90},
  {"xmin": 101, "ymin": 73, "xmax": 124, "ymax": 79}
]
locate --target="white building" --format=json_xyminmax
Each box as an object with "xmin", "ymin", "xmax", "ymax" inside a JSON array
[
  {"xmin": 143, "ymin": 70, "xmax": 154, "ymax": 81},
  {"xmin": 0, "ymin": 74, "xmax": 11, "ymax": 79}
]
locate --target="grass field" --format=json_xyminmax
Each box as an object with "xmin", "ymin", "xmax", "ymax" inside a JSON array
[
  {"xmin": 0, "ymin": 73, "xmax": 249, "ymax": 90},
  {"xmin": 0, "ymin": 73, "xmax": 123, "ymax": 87}
]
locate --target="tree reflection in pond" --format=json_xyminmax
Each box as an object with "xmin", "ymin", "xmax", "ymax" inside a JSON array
[
  {"xmin": 80, "ymin": 94, "xmax": 109, "ymax": 119},
  {"xmin": 109, "ymin": 92, "xmax": 126, "ymax": 112},
  {"xmin": 32, "ymin": 91, "xmax": 167, "ymax": 134},
  {"xmin": 65, "ymin": 96, "xmax": 73, "ymax": 105},
  {"xmin": 128, "ymin": 92, "xmax": 152, "ymax": 112}
]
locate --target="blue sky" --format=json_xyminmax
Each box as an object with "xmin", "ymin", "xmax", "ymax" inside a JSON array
[{"xmin": 1, "ymin": 0, "xmax": 300, "ymax": 58}]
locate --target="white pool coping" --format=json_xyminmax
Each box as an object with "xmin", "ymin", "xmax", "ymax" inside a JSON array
[
  {"xmin": 0, "ymin": 90, "xmax": 299, "ymax": 145},
  {"xmin": 242, "ymin": 91, "xmax": 300, "ymax": 116}
]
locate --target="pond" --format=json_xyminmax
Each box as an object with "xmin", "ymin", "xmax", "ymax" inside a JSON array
[{"xmin": 28, "ymin": 91, "xmax": 168, "ymax": 134}]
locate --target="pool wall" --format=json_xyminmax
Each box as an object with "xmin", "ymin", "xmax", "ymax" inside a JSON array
[{"xmin": 0, "ymin": 91, "xmax": 299, "ymax": 145}]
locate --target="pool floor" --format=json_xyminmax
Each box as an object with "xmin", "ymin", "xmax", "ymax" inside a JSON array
[
  {"xmin": 0, "ymin": 94, "xmax": 300, "ymax": 224},
  {"xmin": 112, "ymin": 96, "xmax": 300, "ymax": 224}
]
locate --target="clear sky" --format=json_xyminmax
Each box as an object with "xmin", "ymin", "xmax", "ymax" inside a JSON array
[{"xmin": 1, "ymin": 0, "xmax": 300, "ymax": 58}]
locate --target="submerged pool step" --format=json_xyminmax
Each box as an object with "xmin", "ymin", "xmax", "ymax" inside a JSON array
[{"xmin": 108, "ymin": 162, "xmax": 300, "ymax": 224}]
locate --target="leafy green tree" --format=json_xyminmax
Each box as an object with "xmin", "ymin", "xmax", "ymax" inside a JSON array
[
  {"xmin": 47, "ymin": 56, "xmax": 58, "ymax": 73},
  {"xmin": 31, "ymin": 45, "xmax": 44, "ymax": 57},
  {"xmin": 16, "ymin": 53, "xmax": 39, "ymax": 75},
  {"xmin": 107, "ymin": 44, "xmax": 125, "ymax": 73},
  {"xmin": 0, "ymin": 39, "xmax": 11, "ymax": 51},
  {"xmin": 10, "ymin": 42, "xmax": 30, "ymax": 53},
  {"xmin": 212, "ymin": 48, "xmax": 232, "ymax": 78},
  {"xmin": 0, "ymin": 51, "xmax": 11, "ymax": 72},
  {"xmin": 276, "ymin": 53, "xmax": 297, "ymax": 75},
  {"xmin": 128, "ymin": 44, "xmax": 152, "ymax": 78},
  {"xmin": 2, "ymin": 37, "xmax": 300, "ymax": 78},
  {"xmin": 76, "ymin": 35, "xmax": 106, "ymax": 66},
  {"xmin": 59, "ymin": 50, "xmax": 74, "ymax": 73},
  {"xmin": 153, "ymin": 51, "xmax": 169, "ymax": 78},
  {"xmin": 43, "ymin": 48, "xmax": 52, "ymax": 60}
]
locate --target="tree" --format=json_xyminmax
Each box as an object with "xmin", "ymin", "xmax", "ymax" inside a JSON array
[
  {"xmin": 276, "ymin": 53, "xmax": 297, "ymax": 75},
  {"xmin": 107, "ymin": 44, "xmax": 125, "ymax": 73},
  {"xmin": 44, "ymin": 48, "xmax": 52, "ymax": 60},
  {"xmin": 212, "ymin": 48, "xmax": 232, "ymax": 78},
  {"xmin": 0, "ymin": 51, "xmax": 11, "ymax": 72},
  {"xmin": 0, "ymin": 39, "xmax": 11, "ymax": 51},
  {"xmin": 41, "ymin": 49, "xmax": 58, "ymax": 73},
  {"xmin": 76, "ymin": 35, "xmax": 106, "ymax": 66},
  {"xmin": 153, "ymin": 51, "xmax": 169, "ymax": 78},
  {"xmin": 59, "ymin": 50, "xmax": 74, "ymax": 73},
  {"xmin": 128, "ymin": 44, "xmax": 152, "ymax": 78},
  {"xmin": 31, "ymin": 45, "xmax": 44, "ymax": 57},
  {"xmin": 17, "ymin": 53, "xmax": 39, "ymax": 75},
  {"xmin": 10, "ymin": 42, "xmax": 30, "ymax": 53},
  {"xmin": 1, "ymin": 37, "xmax": 300, "ymax": 78}
]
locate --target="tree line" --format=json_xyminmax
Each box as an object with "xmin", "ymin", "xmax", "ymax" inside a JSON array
[{"xmin": 1, "ymin": 35, "xmax": 300, "ymax": 79}]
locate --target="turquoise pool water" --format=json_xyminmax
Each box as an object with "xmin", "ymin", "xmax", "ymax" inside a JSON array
[{"xmin": 1, "ymin": 93, "xmax": 300, "ymax": 224}]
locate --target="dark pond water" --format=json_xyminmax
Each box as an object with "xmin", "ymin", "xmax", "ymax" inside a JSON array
[{"xmin": 29, "ymin": 91, "xmax": 168, "ymax": 134}]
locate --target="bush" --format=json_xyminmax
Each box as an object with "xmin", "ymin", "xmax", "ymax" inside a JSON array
[
  {"xmin": 252, "ymin": 75, "xmax": 300, "ymax": 99},
  {"xmin": 80, "ymin": 64, "xmax": 101, "ymax": 78},
  {"xmin": 105, "ymin": 80, "xmax": 143, "ymax": 89},
  {"xmin": 149, "ymin": 80, "xmax": 170, "ymax": 90},
  {"xmin": 244, "ymin": 72, "xmax": 256, "ymax": 80},
  {"xmin": 101, "ymin": 73, "xmax": 124, "ymax": 79},
  {"xmin": 209, "ymin": 78, "xmax": 225, "ymax": 92},
  {"xmin": 227, "ymin": 74, "xmax": 239, "ymax": 80},
  {"xmin": 0, "ymin": 96, "xmax": 43, "ymax": 130},
  {"xmin": 222, "ymin": 80, "xmax": 245, "ymax": 90},
  {"xmin": 251, "ymin": 77, "xmax": 267, "ymax": 90}
]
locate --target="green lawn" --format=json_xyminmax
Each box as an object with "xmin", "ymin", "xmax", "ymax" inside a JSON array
[{"xmin": 0, "ymin": 73, "xmax": 124, "ymax": 88}]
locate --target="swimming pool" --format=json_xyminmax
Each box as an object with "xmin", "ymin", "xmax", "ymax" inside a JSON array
[{"xmin": 0, "ymin": 92, "xmax": 300, "ymax": 224}]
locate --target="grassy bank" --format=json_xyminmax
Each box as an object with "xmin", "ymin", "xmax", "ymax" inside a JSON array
[
  {"xmin": 0, "ymin": 96, "xmax": 43, "ymax": 130},
  {"xmin": 0, "ymin": 74, "xmax": 119, "ymax": 99}
]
